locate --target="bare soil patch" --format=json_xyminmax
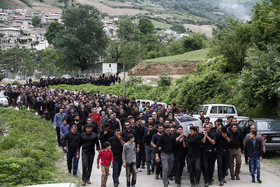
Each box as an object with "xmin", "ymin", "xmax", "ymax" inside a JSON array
[
  {"xmin": 129, "ymin": 62, "xmax": 197, "ymax": 76},
  {"xmin": 77, "ymin": 0, "xmax": 147, "ymax": 16},
  {"xmin": 184, "ymin": 24, "xmax": 214, "ymax": 38}
]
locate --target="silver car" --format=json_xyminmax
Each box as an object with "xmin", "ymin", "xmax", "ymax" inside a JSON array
[{"xmin": 174, "ymin": 114, "xmax": 203, "ymax": 133}]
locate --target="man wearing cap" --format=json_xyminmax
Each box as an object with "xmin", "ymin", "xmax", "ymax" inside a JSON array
[{"xmin": 81, "ymin": 123, "xmax": 101, "ymax": 186}]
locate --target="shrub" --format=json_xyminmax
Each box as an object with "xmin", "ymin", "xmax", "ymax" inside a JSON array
[
  {"xmin": 0, "ymin": 108, "xmax": 58, "ymax": 186},
  {"xmin": 157, "ymin": 73, "xmax": 171, "ymax": 87},
  {"xmin": 10, "ymin": 81, "xmax": 21, "ymax": 86}
]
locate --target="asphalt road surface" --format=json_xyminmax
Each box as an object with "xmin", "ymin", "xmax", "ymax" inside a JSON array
[{"xmin": 77, "ymin": 153, "xmax": 280, "ymax": 187}]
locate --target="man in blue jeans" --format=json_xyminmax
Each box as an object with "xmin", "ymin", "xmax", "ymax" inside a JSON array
[
  {"xmin": 246, "ymin": 130, "xmax": 262, "ymax": 183},
  {"xmin": 144, "ymin": 123, "xmax": 157, "ymax": 175},
  {"xmin": 54, "ymin": 108, "xmax": 67, "ymax": 146},
  {"xmin": 63, "ymin": 124, "xmax": 81, "ymax": 177}
]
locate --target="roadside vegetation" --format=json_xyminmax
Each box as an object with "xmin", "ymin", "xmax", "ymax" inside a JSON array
[{"xmin": 0, "ymin": 108, "xmax": 75, "ymax": 186}]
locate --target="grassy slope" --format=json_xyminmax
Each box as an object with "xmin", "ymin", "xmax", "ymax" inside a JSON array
[{"xmin": 145, "ymin": 48, "xmax": 209, "ymax": 63}]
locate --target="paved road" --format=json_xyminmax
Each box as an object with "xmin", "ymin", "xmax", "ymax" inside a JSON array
[{"xmin": 76, "ymin": 152, "xmax": 280, "ymax": 187}]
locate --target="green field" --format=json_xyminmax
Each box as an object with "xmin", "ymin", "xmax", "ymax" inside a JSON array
[{"xmin": 145, "ymin": 48, "xmax": 209, "ymax": 63}]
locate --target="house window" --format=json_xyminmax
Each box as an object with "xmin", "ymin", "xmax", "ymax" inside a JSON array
[{"xmin": 109, "ymin": 64, "xmax": 111, "ymax": 68}]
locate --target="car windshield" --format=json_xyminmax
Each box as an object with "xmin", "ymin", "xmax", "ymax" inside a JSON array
[
  {"xmin": 177, "ymin": 116, "xmax": 199, "ymax": 122},
  {"xmin": 196, "ymin": 106, "xmax": 208, "ymax": 114},
  {"xmin": 257, "ymin": 121, "xmax": 280, "ymax": 131}
]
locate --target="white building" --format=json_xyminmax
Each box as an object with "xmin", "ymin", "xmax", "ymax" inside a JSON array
[
  {"xmin": 102, "ymin": 63, "xmax": 118, "ymax": 73},
  {"xmin": 0, "ymin": 27, "xmax": 21, "ymax": 36}
]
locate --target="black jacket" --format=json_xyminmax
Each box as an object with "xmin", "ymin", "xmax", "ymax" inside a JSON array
[
  {"xmin": 246, "ymin": 138, "xmax": 263, "ymax": 159},
  {"xmin": 63, "ymin": 131, "xmax": 81, "ymax": 153}
]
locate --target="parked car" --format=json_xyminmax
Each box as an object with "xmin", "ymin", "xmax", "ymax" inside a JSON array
[
  {"xmin": 24, "ymin": 183, "xmax": 76, "ymax": 187},
  {"xmin": 0, "ymin": 91, "xmax": 8, "ymax": 107},
  {"xmin": 174, "ymin": 114, "xmax": 203, "ymax": 133},
  {"xmin": 238, "ymin": 118, "xmax": 280, "ymax": 151},
  {"xmin": 61, "ymin": 74, "xmax": 71, "ymax": 79},
  {"xmin": 193, "ymin": 104, "xmax": 249, "ymax": 124}
]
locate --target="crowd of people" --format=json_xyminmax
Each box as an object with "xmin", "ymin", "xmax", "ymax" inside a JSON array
[
  {"xmin": 25, "ymin": 73, "xmax": 121, "ymax": 87},
  {"xmin": 0, "ymin": 84, "xmax": 266, "ymax": 187}
]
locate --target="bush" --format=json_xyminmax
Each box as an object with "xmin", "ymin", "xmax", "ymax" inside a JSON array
[
  {"xmin": 0, "ymin": 108, "xmax": 59, "ymax": 186},
  {"xmin": 157, "ymin": 73, "xmax": 171, "ymax": 87},
  {"xmin": 129, "ymin": 76, "xmax": 143, "ymax": 85},
  {"xmin": 10, "ymin": 81, "xmax": 21, "ymax": 86}
]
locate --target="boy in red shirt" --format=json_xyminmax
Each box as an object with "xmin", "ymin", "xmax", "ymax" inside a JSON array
[{"xmin": 97, "ymin": 141, "xmax": 113, "ymax": 187}]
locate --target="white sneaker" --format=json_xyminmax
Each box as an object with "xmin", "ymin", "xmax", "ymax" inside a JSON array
[{"xmin": 137, "ymin": 168, "xmax": 141, "ymax": 172}]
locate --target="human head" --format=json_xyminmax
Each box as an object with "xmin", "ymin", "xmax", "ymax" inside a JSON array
[
  {"xmin": 200, "ymin": 111, "xmax": 204, "ymax": 118},
  {"xmin": 103, "ymin": 141, "xmax": 111, "ymax": 150},
  {"xmin": 164, "ymin": 125, "xmax": 171, "ymax": 135},
  {"xmin": 248, "ymin": 119, "xmax": 254, "ymax": 127},
  {"xmin": 157, "ymin": 125, "xmax": 164, "ymax": 134},
  {"xmin": 190, "ymin": 126, "xmax": 198, "ymax": 136},
  {"xmin": 231, "ymin": 118, "xmax": 238, "ymax": 125},
  {"xmin": 71, "ymin": 124, "xmax": 77, "ymax": 133},
  {"xmin": 251, "ymin": 130, "xmax": 257, "ymax": 139},
  {"xmin": 63, "ymin": 119, "xmax": 67, "ymax": 125},
  {"xmin": 177, "ymin": 126, "xmax": 183, "ymax": 134},
  {"xmin": 204, "ymin": 124, "xmax": 210, "ymax": 132},
  {"xmin": 231, "ymin": 124, "xmax": 238, "ymax": 133},
  {"xmin": 127, "ymin": 134, "xmax": 135, "ymax": 142}
]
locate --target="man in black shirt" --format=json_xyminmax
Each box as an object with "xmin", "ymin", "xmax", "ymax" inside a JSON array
[
  {"xmin": 108, "ymin": 113, "xmax": 121, "ymax": 131},
  {"xmin": 78, "ymin": 105, "xmax": 89, "ymax": 126},
  {"xmin": 122, "ymin": 121, "xmax": 137, "ymax": 143},
  {"xmin": 99, "ymin": 123, "xmax": 114, "ymax": 148},
  {"xmin": 108, "ymin": 129, "xmax": 125, "ymax": 187},
  {"xmin": 63, "ymin": 124, "xmax": 81, "ymax": 177},
  {"xmin": 156, "ymin": 125, "xmax": 177, "ymax": 187},
  {"xmin": 186, "ymin": 126, "xmax": 202, "ymax": 187},
  {"xmin": 83, "ymin": 117, "xmax": 99, "ymax": 135},
  {"xmin": 70, "ymin": 115, "xmax": 83, "ymax": 133},
  {"xmin": 201, "ymin": 124, "xmax": 216, "ymax": 187},
  {"xmin": 144, "ymin": 123, "xmax": 157, "ymax": 175},
  {"xmin": 81, "ymin": 124, "xmax": 100, "ymax": 186},
  {"xmin": 229, "ymin": 123, "xmax": 244, "ymax": 180},
  {"xmin": 174, "ymin": 126, "xmax": 187, "ymax": 187},
  {"xmin": 133, "ymin": 117, "xmax": 146, "ymax": 171},
  {"xmin": 216, "ymin": 126, "xmax": 232, "ymax": 186}
]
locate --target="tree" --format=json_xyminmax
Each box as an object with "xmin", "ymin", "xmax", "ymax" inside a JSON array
[
  {"xmin": 183, "ymin": 33, "xmax": 205, "ymax": 52},
  {"xmin": 32, "ymin": 16, "xmax": 41, "ymax": 27},
  {"xmin": 137, "ymin": 17, "xmax": 155, "ymax": 35},
  {"xmin": 53, "ymin": 5, "xmax": 108, "ymax": 70},
  {"xmin": 209, "ymin": 19, "xmax": 254, "ymax": 73},
  {"xmin": 239, "ymin": 45, "xmax": 280, "ymax": 117},
  {"xmin": 116, "ymin": 19, "xmax": 137, "ymax": 43},
  {"xmin": 45, "ymin": 21, "xmax": 63, "ymax": 44},
  {"xmin": 170, "ymin": 23, "xmax": 186, "ymax": 34}
]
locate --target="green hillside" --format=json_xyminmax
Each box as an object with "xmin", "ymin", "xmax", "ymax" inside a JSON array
[{"xmin": 145, "ymin": 48, "xmax": 209, "ymax": 63}]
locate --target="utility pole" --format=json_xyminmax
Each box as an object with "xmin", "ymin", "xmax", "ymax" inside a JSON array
[{"xmin": 122, "ymin": 32, "xmax": 126, "ymax": 97}]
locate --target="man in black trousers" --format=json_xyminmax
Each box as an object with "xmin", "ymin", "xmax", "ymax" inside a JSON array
[
  {"xmin": 108, "ymin": 129, "xmax": 125, "ymax": 187},
  {"xmin": 174, "ymin": 126, "xmax": 187, "ymax": 187},
  {"xmin": 81, "ymin": 124, "xmax": 100, "ymax": 186},
  {"xmin": 201, "ymin": 124, "xmax": 216, "ymax": 186},
  {"xmin": 186, "ymin": 126, "xmax": 202, "ymax": 187},
  {"xmin": 216, "ymin": 126, "xmax": 232, "ymax": 186}
]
